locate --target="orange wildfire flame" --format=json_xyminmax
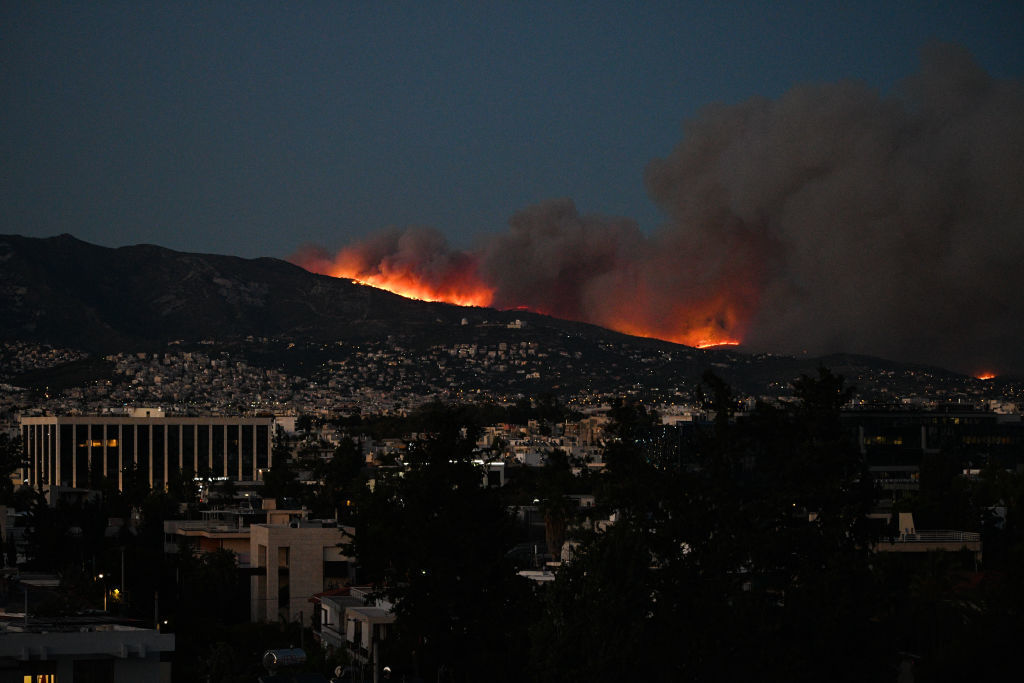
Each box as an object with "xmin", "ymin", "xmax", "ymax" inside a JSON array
[
  {"xmin": 297, "ymin": 249, "xmax": 745, "ymax": 349},
  {"xmin": 325, "ymin": 251, "xmax": 495, "ymax": 308},
  {"xmin": 603, "ymin": 317, "xmax": 741, "ymax": 349},
  {"xmin": 600, "ymin": 287, "xmax": 747, "ymax": 349},
  {"xmin": 696, "ymin": 341, "xmax": 741, "ymax": 349},
  {"xmin": 976, "ymin": 372, "xmax": 996, "ymax": 381},
  {"xmin": 346, "ymin": 272, "xmax": 494, "ymax": 308}
]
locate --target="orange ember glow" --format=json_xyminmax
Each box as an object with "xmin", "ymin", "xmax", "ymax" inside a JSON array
[
  {"xmin": 600, "ymin": 310, "xmax": 743, "ymax": 350},
  {"xmin": 294, "ymin": 248, "xmax": 747, "ymax": 349},
  {"xmin": 611, "ymin": 324, "xmax": 742, "ymax": 350},
  {"xmin": 306, "ymin": 248, "xmax": 496, "ymax": 307},
  {"xmin": 598, "ymin": 284, "xmax": 751, "ymax": 349},
  {"xmin": 346, "ymin": 273, "xmax": 494, "ymax": 307},
  {"xmin": 976, "ymin": 372, "xmax": 996, "ymax": 381},
  {"xmin": 695, "ymin": 340, "xmax": 741, "ymax": 349}
]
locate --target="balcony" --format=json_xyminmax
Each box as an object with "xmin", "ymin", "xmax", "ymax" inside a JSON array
[
  {"xmin": 175, "ymin": 521, "xmax": 240, "ymax": 532},
  {"xmin": 888, "ymin": 530, "xmax": 980, "ymax": 543},
  {"xmin": 873, "ymin": 478, "xmax": 920, "ymax": 491},
  {"xmin": 876, "ymin": 530, "xmax": 982, "ymax": 560},
  {"xmin": 318, "ymin": 622, "xmax": 344, "ymax": 649}
]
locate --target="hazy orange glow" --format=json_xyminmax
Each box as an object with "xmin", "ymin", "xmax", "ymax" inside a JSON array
[
  {"xmin": 324, "ymin": 250, "xmax": 495, "ymax": 308},
  {"xmin": 696, "ymin": 340, "xmax": 741, "ymax": 349},
  {"xmin": 296, "ymin": 248, "xmax": 747, "ymax": 349},
  {"xmin": 596, "ymin": 289, "xmax": 748, "ymax": 349},
  {"xmin": 976, "ymin": 372, "xmax": 996, "ymax": 380},
  {"xmin": 602, "ymin": 316, "xmax": 741, "ymax": 349},
  {"xmin": 346, "ymin": 273, "xmax": 494, "ymax": 307}
]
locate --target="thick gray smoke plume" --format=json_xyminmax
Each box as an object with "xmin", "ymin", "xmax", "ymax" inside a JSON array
[
  {"xmin": 476, "ymin": 198, "xmax": 762, "ymax": 349},
  {"xmin": 480, "ymin": 200, "xmax": 644, "ymax": 321},
  {"xmin": 299, "ymin": 43, "xmax": 1023, "ymax": 374},
  {"xmin": 641, "ymin": 41, "xmax": 1024, "ymax": 374}
]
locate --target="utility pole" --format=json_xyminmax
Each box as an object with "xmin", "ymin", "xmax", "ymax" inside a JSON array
[
  {"xmin": 120, "ymin": 545, "xmax": 127, "ymax": 611},
  {"xmin": 373, "ymin": 631, "xmax": 380, "ymax": 683}
]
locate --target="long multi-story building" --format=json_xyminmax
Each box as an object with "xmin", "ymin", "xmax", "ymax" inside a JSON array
[{"xmin": 19, "ymin": 412, "xmax": 274, "ymax": 492}]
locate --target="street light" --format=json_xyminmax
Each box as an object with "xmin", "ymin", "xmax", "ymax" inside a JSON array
[{"xmin": 97, "ymin": 573, "xmax": 107, "ymax": 612}]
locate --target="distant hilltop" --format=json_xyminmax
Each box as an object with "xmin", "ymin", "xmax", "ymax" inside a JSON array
[
  {"xmin": 0, "ymin": 234, "xmax": 518, "ymax": 351},
  {"xmin": 1, "ymin": 234, "xmax": 1005, "ymax": 400},
  {"xmin": 0, "ymin": 233, "xmax": 659, "ymax": 354}
]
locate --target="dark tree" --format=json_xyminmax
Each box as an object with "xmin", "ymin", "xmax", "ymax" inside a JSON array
[
  {"xmin": 167, "ymin": 467, "xmax": 200, "ymax": 509},
  {"xmin": 261, "ymin": 456, "xmax": 299, "ymax": 503},
  {"xmin": 533, "ymin": 370, "xmax": 890, "ymax": 682},
  {"xmin": 351, "ymin": 407, "xmax": 534, "ymax": 682},
  {"xmin": 311, "ymin": 437, "xmax": 364, "ymax": 520},
  {"xmin": 537, "ymin": 450, "xmax": 575, "ymax": 558},
  {"xmin": 0, "ymin": 433, "xmax": 24, "ymax": 504}
]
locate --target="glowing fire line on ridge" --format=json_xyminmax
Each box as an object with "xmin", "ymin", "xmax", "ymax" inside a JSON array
[
  {"xmin": 347, "ymin": 274, "xmax": 494, "ymax": 308},
  {"xmin": 696, "ymin": 341, "xmax": 741, "ymax": 349},
  {"xmin": 296, "ymin": 249, "xmax": 745, "ymax": 350},
  {"xmin": 337, "ymin": 273, "xmax": 741, "ymax": 349}
]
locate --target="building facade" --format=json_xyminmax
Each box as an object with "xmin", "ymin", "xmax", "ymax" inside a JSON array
[
  {"xmin": 0, "ymin": 623, "xmax": 174, "ymax": 683},
  {"xmin": 19, "ymin": 415, "xmax": 274, "ymax": 491},
  {"xmin": 250, "ymin": 521, "xmax": 354, "ymax": 627}
]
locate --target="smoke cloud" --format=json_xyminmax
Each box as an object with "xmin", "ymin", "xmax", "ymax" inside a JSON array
[{"xmin": 293, "ymin": 44, "xmax": 1024, "ymax": 375}]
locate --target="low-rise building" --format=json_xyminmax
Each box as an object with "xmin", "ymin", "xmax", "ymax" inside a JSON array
[
  {"xmin": 313, "ymin": 587, "xmax": 394, "ymax": 681},
  {"xmin": 875, "ymin": 511, "xmax": 983, "ymax": 564},
  {"xmin": 0, "ymin": 621, "xmax": 174, "ymax": 683},
  {"xmin": 250, "ymin": 521, "xmax": 354, "ymax": 627},
  {"xmin": 165, "ymin": 499, "xmax": 308, "ymax": 565}
]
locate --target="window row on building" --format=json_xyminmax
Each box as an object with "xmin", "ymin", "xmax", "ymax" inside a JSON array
[{"xmin": 20, "ymin": 416, "xmax": 275, "ymax": 491}]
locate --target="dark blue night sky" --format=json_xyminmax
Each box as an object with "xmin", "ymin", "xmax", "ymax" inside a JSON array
[{"xmin": 3, "ymin": 2, "xmax": 1022, "ymax": 257}]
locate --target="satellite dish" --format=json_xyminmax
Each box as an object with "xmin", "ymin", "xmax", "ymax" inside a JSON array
[{"xmin": 262, "ymin": 648, "xmax": 306, "ymax": 671}]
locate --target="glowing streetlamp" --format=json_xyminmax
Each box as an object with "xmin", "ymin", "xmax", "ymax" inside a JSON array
[{"xmin": 97, "ymin": 573, "xmax": 107, "ymax": 612}]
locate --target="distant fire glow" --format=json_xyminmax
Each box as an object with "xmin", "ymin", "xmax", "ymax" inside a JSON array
[
  {"xmin": 298, "ymin": 239, "xmax": 496, "ymax": 308},
  {"xmin": 601, "ymin": 313, "xmax": 742, "ymax": 350},
  {"xmin": 976, "ymin": 373, "xmax": 996, "ymax": 381},
  {"xmin": 290, "ymin": 235, "xmax": 747, "ymax": 350},
  {"xmin": 345, "ymin": 273, "xmax": 494, "ymax": 308}
]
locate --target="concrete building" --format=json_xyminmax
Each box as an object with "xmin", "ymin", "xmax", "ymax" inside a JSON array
[
  {"xmin": 250, "ymin": 521, "xmax": 354, "ymax": 627},
  {"xmin": 165, "ymin": 499, "xmax": 310, "ymax": 567},
  {"xmin": 875, "ymin": 511, "xmax": 983, "ymax": 564},
  {"xmin": 0, "ymin": 622, "xmax": 174, "ymax": 682},
  {"xmin": 19, "ymin": 414, "xmax": 274, "ymax": 492},
  {"xmin": 313, "ymin": 587, "xmax": 394, "ymax": 682}
]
